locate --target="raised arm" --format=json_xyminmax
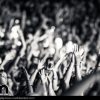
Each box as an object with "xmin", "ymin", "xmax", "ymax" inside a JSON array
[
  {"xmin": 47, "ymin": 71, "xmax": 56, "ymax": 96},
  {"xmin": 64, "ymin": 54, "xmax": 75, "ymax": 89},
  {"xmin": 29, "ymin": 56, "xmax": 46, "ymax": 85},
  {"xmin": 74, "ymin": 44, "xmax": 82, "ymax": 81},
  {"xmin": 0, "ymin": 49, "xmax": 17, "ymax": 70},
  {"xmin": 39, "ymin": 69, "xmax": 48, "ymax": 96},
  {"xmin": 62, "ymin": 72, "xmax": 97, "ymax": 96}
]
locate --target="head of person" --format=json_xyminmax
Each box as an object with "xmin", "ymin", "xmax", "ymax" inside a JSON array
[{"xmin": 45, "ymin": 57, "xmax": 54, "ymax": 70}]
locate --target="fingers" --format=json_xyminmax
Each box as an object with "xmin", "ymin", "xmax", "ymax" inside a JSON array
[
  {"xmin": 80, "ymin": 47, "xmax": 85, "ymax": 61},
  {"xmin": 39, "ymin": 69, "xmax": 44, "ymax": 76},
  {"xmin": 74, "ymin": 43, "xmax": 79, "ymax": 52}
]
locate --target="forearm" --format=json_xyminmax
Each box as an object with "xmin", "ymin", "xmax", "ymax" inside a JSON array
[
  {"xmin": 23, "ymin": 68, "xmax": 33, "ymax": 94},
  {"xmin": 49, "ymin": 82, "xmax": 56, "ymax": 96},
  {"xmin": 0, "ymin": 61, "xmax": 6, "ymax": 69},
  {"xmin": 55, "ymin": 60, "xmax": 62, "ymax": 72},
  {"xmin": 18, "ymin": 30, "xmax": 26, "ymax": 50},
  {"xmin": 27, "ymin": 41, "xmax": 38, "ymax": 62},
  {"xmin": 64, "ymin": 63, "xmax": 74, "ymax": 89},
  {"xmin": 63, "ymin": 61, "xmax": 68, "ymax": 75},
  {"xmin": 39, "ymin": 34, "xmax": 48, "ymax": 41},
  {"xmin": 30, "ymin": 69, "xmax": 38, "ymax": 85},
  {"xmin": 42, "ymin": 82, "xmax": 48, "ymax": 96},
  {"xmin": 75, "ymin": 64, "xmax": 82, "ymax": 81},
  {"xmin": 63, "ymin": 73, "xmax": 96, "ymax": 96},
  {"xmin": 53, "ymin": 72, "xmax": 59, "ymax": 91},
  {"xmin": 59, "ymin": 67, "xmax": 63, "ymax": 79},
  {"xmin": 8, "ymin": 56, "xmax": 20, "ymax": 74},
  {"xmin": 0, "ymin": 57, "xmax": 12, "ymax": 70},
  {"xmin": 8, "ymin": 86, "xmax": 14, "ymax": 96}
]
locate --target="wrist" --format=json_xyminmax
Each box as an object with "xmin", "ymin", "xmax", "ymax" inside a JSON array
[
  {"xmin": 49, "ymin": 80, "xmax": 52, "ymax": 85},
  {"xmin": 49, "ymin": 83, "xmax": 53, "ymax": 87},
  {"xmin": 53, "ymin": 76, "xmax": 57, "ymax": 80},
  {"xmin": 42, "ymin": 81, "xmax": 47, "ymax": 84},
  {"xmin": 42, "ymin": 78, "xmax": 47, "ymax": 83},
  {"xmin": 53, "ymin": 68, "xmax": 57, "ymax": 72},
  {"xmin": 36, "ymin": 69, "xmax": 39, "ymax": 72}
]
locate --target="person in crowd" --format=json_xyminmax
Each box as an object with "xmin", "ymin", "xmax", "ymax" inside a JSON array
[{"xmin": 0, "ymin": 0, "xmax": 100, "ymax": 96}]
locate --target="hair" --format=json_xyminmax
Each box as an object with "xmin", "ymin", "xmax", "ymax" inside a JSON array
[
  {"xmin": 45, "ymin": 57, "xmax": 53, "ymax": 65},
  {"xmin": 17, "ymin": 57, "xmax": 28, "ymax": 68}
]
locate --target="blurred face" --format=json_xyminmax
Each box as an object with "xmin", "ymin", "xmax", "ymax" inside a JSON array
[
  {"xmin": 18, "ymin": 59, "xmax": 27, "ymax": 68},
  {"xmin": 33, "ymin": 57, "xmax": 39, "ymax": 64},
  {"xmin": 18, "ymin": 61, "xmax": 24, "ymax": 68}
]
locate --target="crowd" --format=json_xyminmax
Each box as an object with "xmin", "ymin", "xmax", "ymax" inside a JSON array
[{"xmin": 0, "ymin": 0, "xmax": 100, "ymax": 96}]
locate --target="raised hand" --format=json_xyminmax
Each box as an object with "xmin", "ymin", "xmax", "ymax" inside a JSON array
[
  {"xmin": 37, "ymin": 60, "xmax": 45, "ymax": 71},
  {"xmin": 47, "ymin": 71, "xmax": 56, "ymax": 96},
  {"xmin": 47, "ymin": 71, "xmax": 54, "ymax": 82},
  {"xmin": 73, "ymin": 43, "xmax": 84, "ymax": 81},
  {"xmin": 64, "ymin": 53, "xmax": 75, "ymax": 89},
  {"xmin": 0, "ymin": 70, "xmax": 7, "ymax": 85},
  {"xmin": 37, "ymin": 53, "xmax": 49, "ymax": 71},
  {"xmin": 54, "ymin": 49, "xmax": 71, "ymax": 72},
  {"xmin": 39, "ymin": 69, "xmax": 47, "ymax": 83},
  {"xmin": 39, "ymin": 69, "xmax": 48, "ymax": 96},
  {"xmin": 73, "ymin": 44, "xmax": 85, "ymax": 64},
  {"xmin": 5, "ymin": 49, "xmax": 17, "ymax": 61},
  {"xmin": 65, "ymin": 41, "xmax": 74, "ymax": 54},
  {"xmin": 0, "ymin": 49, "xmax": 17, "ymax": 70}
]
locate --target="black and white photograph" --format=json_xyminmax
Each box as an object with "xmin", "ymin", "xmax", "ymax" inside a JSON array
[{"xmin": 0, "ymin": 0, "xmax": 100, "ymax": 97}]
